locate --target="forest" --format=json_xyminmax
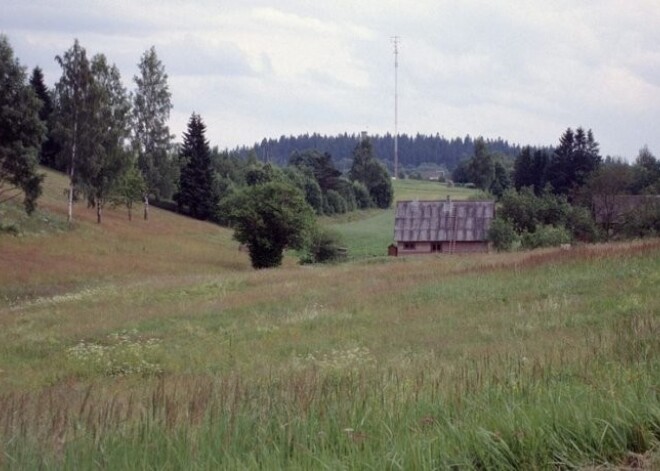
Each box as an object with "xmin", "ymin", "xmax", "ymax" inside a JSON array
[{"xmin": 2, "ymin": 34, "xmax": 660, "ymax": 268}]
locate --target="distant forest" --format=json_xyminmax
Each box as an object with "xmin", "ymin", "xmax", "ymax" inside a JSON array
[{"xmin": 232, "ymin": 133, "xmax": 524, "ymax": 174}]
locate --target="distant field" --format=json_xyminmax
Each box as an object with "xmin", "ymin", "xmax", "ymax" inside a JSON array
[
  {"xmin": 1, "ymin": 170, "xmax": 659, "ymax": 469},
  {"xmin": 324, "ymin": 179, "xmax": 476, "ymax": 258}
]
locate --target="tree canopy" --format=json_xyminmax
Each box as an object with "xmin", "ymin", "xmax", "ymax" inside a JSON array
[
  {"xmin": 225, "ymin": 181, "xmax": 315, "ymax": 269},
  {"xmin": 0, "ymin": 35, "xmax": 45, "ymax": 215},
  {"xmin": 349, "ymin": 138, "xmax": 393, "ymax": 209},
  {"xmin": 175, "ymin": 113, "xmax": 218, "ymax": 221}
]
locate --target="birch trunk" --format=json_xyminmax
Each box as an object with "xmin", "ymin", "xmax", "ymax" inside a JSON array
[
  {"xmin": 143, "ymin": 194, "xmax": 149, "ymax": 220},
  {"xmin": 67, "ymin": 122, "xmax": 76, "ymax": 224}
]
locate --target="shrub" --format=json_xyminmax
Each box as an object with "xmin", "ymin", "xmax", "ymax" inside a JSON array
[
  {"xmin": 521, "ymin": 224, "xmax": 572, "ymax": 249},
  {"xmin": 324, "ymin": 190, "xmax": 348, "ymax": 215},
  {"xmin": 352, "ymin": 181, "xmax": 372, "ymax": 209},
  {"xmin": 487, "ymin": 218, "xmax": 518, "ymax": 251},
  {"xmin": 301, "ymin": 228, "xmax": 346, "ymax": 264}
]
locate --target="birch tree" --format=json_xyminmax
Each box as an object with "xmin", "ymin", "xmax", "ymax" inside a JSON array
[
  {"xmin": 53, "ymin": 39, "xmax": 94, "ymax": 223},
  {"xmin": 132, "ymin": 46, "xmax": 173, "ymax": 220},
  {"xmin": 77, "ymin": 54, "xmax": 132, "ymax": 224}
]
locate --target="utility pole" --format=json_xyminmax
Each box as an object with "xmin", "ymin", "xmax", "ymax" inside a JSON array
[{"xmin": 392, "ymin": 36, "xmax": 400, "ymax": 180}]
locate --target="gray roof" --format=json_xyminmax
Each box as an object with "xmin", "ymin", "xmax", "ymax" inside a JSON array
[{"xmin": 394, "ymin": 200, "xmax": 495, "ymax": 242}]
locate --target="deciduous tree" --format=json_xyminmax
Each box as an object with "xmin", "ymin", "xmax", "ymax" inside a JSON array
[
  {"xmin": 133, "ymin": 46, "xmax": 174, "ymax": 220},
  {"xmin": 77, "ymin": 54, "xmax": 132, "ymax": 224},
  {"xmin": 349, "ymin": 138, "xmax": 393, "ymax": 209},
  {"xmin": 226, "ymin": 182, "xmax": 315, "ymax": 269},
  {"xmin": 53, "ymin": 39, "xmax": 95, "ymax": 223}
]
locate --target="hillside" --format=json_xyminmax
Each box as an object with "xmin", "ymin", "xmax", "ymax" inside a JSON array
[
  {"xmin": 0, "ymin": 167, "xmax": 251, "ymax": 299},
  {"xmin": 0, "ymin": 169, "xmax": 659, "ymax": 469}
]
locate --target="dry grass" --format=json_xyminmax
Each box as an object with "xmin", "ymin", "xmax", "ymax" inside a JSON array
[{"xmin": 1, "ymin": 169, "xmax": 659, "ymax": 468}]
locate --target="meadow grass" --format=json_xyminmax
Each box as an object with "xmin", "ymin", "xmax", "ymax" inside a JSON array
[
  {"xmin": 0, "ymin": 170, "xmax": 659, "ymax": 469},
  {"xmin": 323, "ymin": 180, "xmax": 476, "ymax": 259}
]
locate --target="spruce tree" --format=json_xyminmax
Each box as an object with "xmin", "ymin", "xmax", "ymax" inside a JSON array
[
  {"xmin": 0, "ymin": 35, "xmax": 45, "ymax": 214},
  {"xmin": 29, "ymin": 66, "xmax": 62, "ymax": 170},
  {"xmin": 176, "ymin": 113, "xmax": 218, "ymax": 221}
]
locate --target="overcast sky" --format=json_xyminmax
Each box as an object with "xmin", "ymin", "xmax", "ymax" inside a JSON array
[{"xmin": 3, "ymin": 0, "xmax": 659, "ymax": 159}]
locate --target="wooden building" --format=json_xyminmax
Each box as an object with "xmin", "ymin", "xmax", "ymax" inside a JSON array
[{"xmin": 393, "ymin": 198, "xmax": 495, "ymax": 255}]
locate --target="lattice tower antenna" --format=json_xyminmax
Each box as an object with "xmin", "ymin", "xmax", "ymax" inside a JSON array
[{"xmin": 392, "ymin": 36, "xmax": 400, "ymax": 180}]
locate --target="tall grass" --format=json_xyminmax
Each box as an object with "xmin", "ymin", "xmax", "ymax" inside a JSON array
[
  {"xmin": 1, "ymin": 170, "xmax": 659, "ymax": 468},
  {"xmin": 1, "ymin": 242, "xmax": 659, "ymax": 469}
]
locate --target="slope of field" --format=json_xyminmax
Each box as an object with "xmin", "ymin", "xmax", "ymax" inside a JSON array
[
  {"xmin": 0, "ymin": 168, "xmax": 251, "ymax": 300},
  {"xmin": 1, "ymin": 170, "xmax": 659, "ymax": 469},
  {"xmin": 324, "ymin": 180, "xmax": 476, "ymax": 258}
]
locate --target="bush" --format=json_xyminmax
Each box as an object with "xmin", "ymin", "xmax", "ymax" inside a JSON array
[
  {"xmin": 487, "ymin": 218, "xmax": 518, "ymax": 251},
  {"xmin": 324, "ymin": 190, "xmax": 348, "ymax": 215},
  {"xmin": 352, "ymin": 181, "xmax": 372, "ymax": 209},
  {"xmin": 566, "ymin": 205, "xmax": 600, "ymax": 242},
  {"xmin": 521, "ymin": 225, "xmax": 572, "ymax": 249},
  {"xmin": 301, "ymin": 228, "xmax": 346, "ymax": 264}
]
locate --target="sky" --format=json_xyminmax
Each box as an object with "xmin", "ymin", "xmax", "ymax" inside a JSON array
[{"xmin": 3, "ymin": 0, "xmax": 660, "ymax": 160}]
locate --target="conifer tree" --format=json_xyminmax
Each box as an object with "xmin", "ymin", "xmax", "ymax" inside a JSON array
[
  {"xmin": 176, "ymin": 113, "xmax": 218, "ymax": 221},
  {"xmin": 0, "ymin": 35, "xmax": 45, "ymax": 214},
  {"xmin": 29, "ymin": 66, "xmax": 61, "ymax": 170}
]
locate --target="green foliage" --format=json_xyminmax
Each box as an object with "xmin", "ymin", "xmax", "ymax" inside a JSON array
[
  {"xmin": 175, "ymin": 113, "xmax": 219, "ymax": 221},
  {"xmin": 565, "ymin": 205, "xmax": 600, "ymax": 242},
  {"xmin": 323, "ymin": 189, "xmax": 347, "ymax": 215},
  {"xmin": 301, "ymin": 227, "xmax": 346, "ymax": 264},
  {"xmin": 487, "ymin": 218, "xmax": 519, "ymax": 251},
  {"xmin": 453, "ymin": 138, "xmax": 511, "ymax": 197},
  {"xmin": 547, "ymin": 127, "xmax": 601, "ymax": 197},
  {"xmin": 521, "ymin": 224, "xmax": 572, "ymax": 249},
  {"xmin": 498, "ymin": 186, "xmax": 600, "ymax": 248},
  {"xmin": 111, "ymin": 164, "xmax": 145, "ymax": 221},
  {"xmin": 29, "ymin": 66, "xmax": 62, "ymax": 171},
  {"xmin": 349, "ymin": 138, "xmax": 393, "ymax": 209},
  {"xmin": 352, "ymin": 181, "xmax": 372, "ymax": 209},
  {"xmin": 0, "ymin": 35, "xmax": 45, "ymax": 215},
  {"xmin": 631, "ymin": 146, "xmax": 660, "ymax": 194},
  {"xmin": 225, "ymin": 181, "xmax": 315, "ymax": 268},
  {"xmin": 133, "ymin": 47, "xmax": 175, "ymax": 208},
  {"xmin": 77, "ymin": 53, "xmax": 133, "ymax": 223}
]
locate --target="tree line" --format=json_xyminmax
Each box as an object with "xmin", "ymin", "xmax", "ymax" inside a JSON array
[
  {"xmin": 451, "ymin": 128, "xmax": 660, "ymax": 250},
  {"xmin": 237, "ymin": 133, "xmax": 521, "ymax": 174},
  {"xmin": 1, "ymin": 34, "xmax": 394, "ymax": 268}
]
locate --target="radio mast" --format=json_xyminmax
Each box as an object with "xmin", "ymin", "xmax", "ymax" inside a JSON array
[{"xmin": 392, "ymin": 36, "xmax": 400, "ymax": 180}]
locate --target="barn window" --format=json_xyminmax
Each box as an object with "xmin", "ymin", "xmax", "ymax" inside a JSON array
[{"xmin": 403, "ymin": 242, "xmax": 416, "ymax": 250}]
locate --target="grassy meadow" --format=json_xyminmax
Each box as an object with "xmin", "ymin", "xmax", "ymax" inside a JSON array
[
  {"xmin": 324, "ymin": 179, "xmax": 475, "ymax": 259},
  {"xmin": 0, "ymin": 169, "xmax": 659, "ymax": 469}
]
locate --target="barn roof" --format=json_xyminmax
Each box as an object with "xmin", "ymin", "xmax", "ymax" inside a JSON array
[{"xmin": 394, "ymin": 200, "xmax": 495, "ymax": 242}]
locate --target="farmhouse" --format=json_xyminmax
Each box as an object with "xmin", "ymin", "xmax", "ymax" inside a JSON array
[{"xmin": 393, "ymin": 197, "xmax": 495, "ymax": 255}]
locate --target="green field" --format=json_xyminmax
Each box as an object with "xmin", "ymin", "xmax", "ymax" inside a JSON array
[
  {"xmin": 324, "ymin": 180, "xmax": 476, "ymax": 259},
  {"xmin": 0, "ymin": 170, "xmax": 659, "ymax": 469}
]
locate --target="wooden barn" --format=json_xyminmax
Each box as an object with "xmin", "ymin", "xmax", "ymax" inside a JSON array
[{"xmin": 393, "ymin": 198, "xmax": 495, "ymax": 255}]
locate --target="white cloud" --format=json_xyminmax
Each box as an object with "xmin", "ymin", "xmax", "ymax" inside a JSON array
[{"xmin": 2, "ymin": 0, "xmax": 659, "ymax": 158}]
